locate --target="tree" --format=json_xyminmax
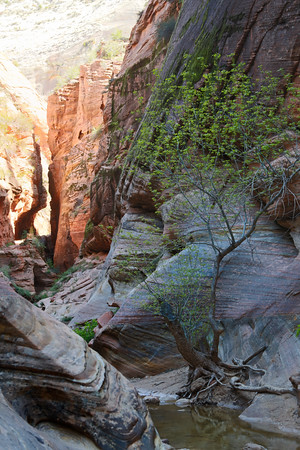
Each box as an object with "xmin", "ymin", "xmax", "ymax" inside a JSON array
[{"xmin": 125, "ymin": 56, "xmax": 299, "ymax": 398}]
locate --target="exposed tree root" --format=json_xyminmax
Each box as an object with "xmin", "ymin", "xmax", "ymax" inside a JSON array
[
  {"xmin": 230, "ymin": 377, "xmax": 296, "ymax": 395},
  {"xmin": 178, "ymin": 346, "xmax": 296, "ymax": 404}
]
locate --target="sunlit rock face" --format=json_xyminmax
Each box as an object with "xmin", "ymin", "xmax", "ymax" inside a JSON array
[
  {"xmin": 0, "ymin": 55, "xmax": 51, "ymax": 243},
  {"xmin": 0, "ymin": 54, "xmax": 49, "ymax": 157},
  {"xmin": 48, "ymin": 60, "xmax": 120, "ymax": 270},
  {"xmin": 0, "ymin": 0, "xmax": 148, "ymax": 95},
  {"xmin": 81, "ymin": 0, "xmax": 180, "ymax": 257},
  {"xmin": 0, "ymin": 273, "xmax": 163, "ymax": 449}
]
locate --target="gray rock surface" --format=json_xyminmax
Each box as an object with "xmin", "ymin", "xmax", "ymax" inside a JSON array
[{"xmin": 0, "ymin": 273, "xmax": 163, "ymax": 449}]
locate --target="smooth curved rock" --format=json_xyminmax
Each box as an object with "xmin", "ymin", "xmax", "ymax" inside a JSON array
[
  {"xmin": 37, "ymin": 258, "xmax": 104, "ymax": 322},
  {"xmin": 0, "ymin": 274, "xmax": 163, "ymax": 449}
]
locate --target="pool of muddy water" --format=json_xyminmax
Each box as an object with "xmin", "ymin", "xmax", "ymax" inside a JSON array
[{"xmin": 150, "ymin": 405, "xmax": 300, "ymax": 449}]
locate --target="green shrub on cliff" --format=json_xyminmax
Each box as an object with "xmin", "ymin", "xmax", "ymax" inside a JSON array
[
  {"xmin": 74, "ymin": 319, "xmax": 98, "ymax": 342},
  {"xmin": 125, "ymin": 55, "xmax": 299, "ymax": 367},
  {"xmin": 0, "ymin": 265, "xmax": 11, "ymax": 279}
]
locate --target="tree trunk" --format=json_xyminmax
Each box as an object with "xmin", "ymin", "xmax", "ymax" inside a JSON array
[{"xmin": 166, "ymin": 318, "xmax": 224, "ymax": 378}]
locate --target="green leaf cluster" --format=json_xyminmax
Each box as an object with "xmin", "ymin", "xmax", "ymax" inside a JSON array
[
  {"xmin": 131, "ymin": 55, "xmax": 299, "ymax": 252},
  {"xmin": 74, "ymin": 319, "xmax": 98, "ymax": 342},
  {"xmin": 124, "ymin": 55, "xmax": 299, "ymax": 349}
]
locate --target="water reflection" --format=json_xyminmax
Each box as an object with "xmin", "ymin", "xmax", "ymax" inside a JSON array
[{"xmin": 150, "ymin": 405, "xmax": 300, "ymax": 450}]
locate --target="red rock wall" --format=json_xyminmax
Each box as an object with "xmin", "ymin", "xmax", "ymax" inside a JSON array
[
  {"xmin": 81, "ymin": 0, "xmax": 180, "ymax": 256},
  {"xmin": 0, "ymin": 56, "xmax": 51, "ymax": 244},
  {"xmin": 48, "ymin": 60, "xmax": 120, "ymax": 270}
]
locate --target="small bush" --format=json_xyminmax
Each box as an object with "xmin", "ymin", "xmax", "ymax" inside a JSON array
[
  {"xmin": 0, "ymin": 265, "xmax": 11, "ymax": 278},
  {"xmin": 54, "ymin": 65, "xmax": 80, "ymax": 91},
  {"xmin": 102, "ymin": 42, "xmax": 122, "ymax": 59},
  {"xmin": 74, "ymin": 319, "xmax": 98, "ymax": 342},
  {"xmin": 111, "ymin": 29, "xmax": 123, "ymax": 41},
  {"xmin": 35, "ymin": 291, "xmax": 49, "ymax": 301},
  {"xmin": 84, "ymin": 219, "xmax": 94, "ymax": 238},
  {"xmin": 31, "ymin": 236, "xmax": 46, "ymax": 254},
  {"xmin": 12, "ymin": 283, "xmax": 32, "ymax": 301},
  {"xmin": 90, "ymin": 125, "xmax": 103, "ymax": 141},
  {"xmin": 61, "ymin": 316, "xmax": 72, "ymax": 324}
]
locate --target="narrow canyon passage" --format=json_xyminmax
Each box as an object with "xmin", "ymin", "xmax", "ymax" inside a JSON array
[{"xmin": 0, "ymin": 0, "xmax": 299, "ymax": 448}]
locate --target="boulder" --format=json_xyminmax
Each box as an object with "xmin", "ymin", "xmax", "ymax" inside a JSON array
[{"xmin": 0, "ymin": 272, "xmax": 163, "ymax": 449}]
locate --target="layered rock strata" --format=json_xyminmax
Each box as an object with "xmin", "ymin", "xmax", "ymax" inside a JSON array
[
  {"xmin": 40, "ymin": 0, "xmax": 300, "ymax": 429},
  {"xmin": 37, "ymin": 257, "xmax": 105, "ymax": 322},
  {"xmin": 0, "ymin": 98, "xmax": 48, "ymax": 243},
  {"xmin": 0, "ymin": 54, "xmax": 49, "ymax": 157},
  {"xmin": 48, "ymin": 59, "xmax": 121, "ymax": 270},
  {"xmin": 0, "ymin": 273, "xmax": 163, "ymax": 449},
  {"xmin": 0, "ymin": 240, "xmax": 55, "ymax": 295},
  {"xmin": 86, "ymin": 0, "xmax": 300, "ymax": 370},
  {"xmin": 0, "ymin": 55, "xmax": 50, "ymax": 243},
  {"xmin": 81, "ymin": 0, "xmax": 180, "ymax": 257}
]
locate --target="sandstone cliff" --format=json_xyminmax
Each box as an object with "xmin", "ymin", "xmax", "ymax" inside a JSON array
[
  {"xmin": 68, "ymin": 0, "xmax": 300, "ymax": 374},
  {"xmin": 39, "ymin": 0, "xmax": 300, "ymax": 438},
  {"xmin": 48, "ymin": 59, "xmax": 121, "ymax": 270},
  {"xmin": 81, "ymin": 0, "xmax": 180, "ymax": 257},
  {"xmin": 0, "ymin": 240, "xmax": 55, "ymax": 295},
  {"xmin": 0, "ymin": 55, "xmax": 50, "ymax": 244},
  {"xmin": 48, "ymin": 0, "xmax": 180, "ymax": 271}
]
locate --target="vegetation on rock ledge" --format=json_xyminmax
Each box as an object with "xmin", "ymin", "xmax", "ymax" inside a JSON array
[{"xmin": 124, "ymin": 55, "xmax": 299, "ymax": 401}]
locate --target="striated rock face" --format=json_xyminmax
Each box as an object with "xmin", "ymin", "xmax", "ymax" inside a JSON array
[
  {"xmin": 0, "ymin": 240, "xmax": 56, "ymax": 295},
  {"xmin": 77, "ymin": 0, "xmax": 300, "ymax": 381},
  {"xmin": 0, "ymin": 55, "xmax": 50, "ymax": 243},
  {"xmin": 81, "ymin": 0, "xmax": 180, "ymax": 257},
  {"xmin": 69, "ymin": 211, "xmax": 164, "ymax": 328},
  {"xmin": 159, "ymin": 0, "xmax": 300, "ymax": 79},
  {"xmin": 0, "ymin": 54, "xmax": 49, "ymax": 157},
  {"xmin": 0, "ymin": 95, "xmax": 48, "ymax": 243},
  {"xmin": 0, "ymin": 273, "xmax": 163, "ymax": 449},
  {"xmin": 37, "ymin": 257, "xmax": 105, "ymax": 322},
  {"xmin": 48, "ymin": 59, "xmax": 121, "ymax": 270}
]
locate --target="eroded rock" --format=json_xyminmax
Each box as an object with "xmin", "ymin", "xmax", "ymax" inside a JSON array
[
  {"xmin": 0, "ymin": 273, "xmax": 163, "ymax": 449},
  {"xmin": 48, "ymin": 60, "xmax": 121, "ymax": 270},
  {"xmin": 37, "ymin": 258, "xmax": 104, "ymax": 322},
  {"xmin": 82, "ymin": 0, "xmax": 180, "ymax": 258},
  {"xmin": 0, "ymin": 240, "xmax": 55, "ymax": 295},
  {"xmin": 0, "ymin": 55, "xmax": 50, "ymax": 239}
]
